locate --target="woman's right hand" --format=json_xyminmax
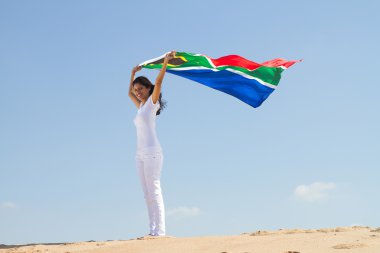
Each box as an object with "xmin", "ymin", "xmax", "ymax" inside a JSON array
[{"xmin": 132, "ymin": 65, "xmax": 142, "ymax": 74}]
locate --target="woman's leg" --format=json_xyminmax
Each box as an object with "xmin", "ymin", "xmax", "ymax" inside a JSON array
[
  {"xmin": 136, "ymin": 154, "xmax": 156, "ymax": 234},
  {"xmin": 143, "ymin": 152, "xmax": 165, "ymax": 236}
]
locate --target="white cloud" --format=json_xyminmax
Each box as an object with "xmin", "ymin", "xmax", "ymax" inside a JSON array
[
  {"xmin": 294, "ymin": 182, "xmax": 336, "ymax": 202},
  {"xmin": 167, "ymin": 206, "xmax": 200, "ymax": 218},
  {"xmin": 1, "ymin": 201, "xmax": 16, "ymax": 209}
]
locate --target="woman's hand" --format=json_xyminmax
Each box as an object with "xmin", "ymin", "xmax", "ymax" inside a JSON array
[
  {"xmin": 164, "ymin": 50, "xmax": 176, "ymax": 61},
  {"xmin": 129, "ymin": 65, "xmax": 142, "ymax": 108},
  {"xmin": 132, "ymin": 65, "xmax": 142, "ymax": 74}
]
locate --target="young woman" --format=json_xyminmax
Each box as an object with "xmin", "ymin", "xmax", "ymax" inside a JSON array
[{"xmin": 129, "ymin": 51, "xmax": 176, "ymax": 237}]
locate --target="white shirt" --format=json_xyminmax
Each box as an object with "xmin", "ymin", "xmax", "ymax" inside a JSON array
[{"xmin": 133, "ymin": 95, "xmax": 162, "ymax": 153}]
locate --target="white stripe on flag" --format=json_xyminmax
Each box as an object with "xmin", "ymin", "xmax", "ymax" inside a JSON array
[
  {"xmin": 168, "ymin": 66, "xmax": 218, "ymax": 71},
  {"xmin": 226, "ymin": 68, "xmax": 277, "ymax": 89},
  {"xmin": 138, "ymin": 51, "xmax": 170, "ymax": 67},
  {"xmin": 170, "ymin": 67, "xmax": 277, "ymax": 89}
]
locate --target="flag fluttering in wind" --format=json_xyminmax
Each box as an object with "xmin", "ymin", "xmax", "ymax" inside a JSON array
[{"xmin": 139, "ymin": 51, "xmax": 300, "ymax": 108}]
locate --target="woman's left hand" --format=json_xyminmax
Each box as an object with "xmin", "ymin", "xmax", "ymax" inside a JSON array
[{"xmin": 165, "ymin": 50, "xmax": 176, "ymax": 61}]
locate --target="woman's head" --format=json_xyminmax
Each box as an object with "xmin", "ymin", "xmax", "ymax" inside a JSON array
[
  {"xmin": 132, "ymin": 76, "xmax": 151, "ymax": 101},
  {"xmin": 132, "ymin": 76, "xmax": 166, "ymax": 115}
]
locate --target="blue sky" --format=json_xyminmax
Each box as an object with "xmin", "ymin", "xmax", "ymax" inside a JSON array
[{"xmin": 1, "ymin": 0, "xmax": 379, "ymax": 245}]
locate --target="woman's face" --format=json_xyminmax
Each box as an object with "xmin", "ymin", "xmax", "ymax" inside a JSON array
[{"xmin": 133, "ymin": 83, "xmax": 150, "ymax": 101}]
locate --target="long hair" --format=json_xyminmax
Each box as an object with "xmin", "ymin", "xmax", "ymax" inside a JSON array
[{"xmin": 132, "ymin": 76, "xmax": 167, "ymax": 115}]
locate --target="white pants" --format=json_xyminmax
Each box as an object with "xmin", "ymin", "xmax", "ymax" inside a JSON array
[{"xmin": 135, "ymin": 150, "xmax": 165, "ymax": 236}]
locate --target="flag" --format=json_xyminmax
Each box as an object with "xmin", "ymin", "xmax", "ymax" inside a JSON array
[{"xmin": 139, "ymin": 51, "xmax": 300, "ymax": 108}]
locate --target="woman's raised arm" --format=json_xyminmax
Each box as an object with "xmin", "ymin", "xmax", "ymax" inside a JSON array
[
  {"xmin": 152, "ymin": 51, "xmax": 176, "ymax": 104},
  {"xmin": 128, "ymin": 65, "xmax": 142, "ymax": 108}
]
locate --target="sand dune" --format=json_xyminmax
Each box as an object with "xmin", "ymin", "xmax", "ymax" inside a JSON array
[{"xmin": 1, "ymin": 226, "xmax": 380, "ymax": 253}]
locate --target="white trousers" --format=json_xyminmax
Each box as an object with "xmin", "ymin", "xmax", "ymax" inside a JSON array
[{"xmin": 135, "ymin": 150, "xmax": 165, "ymax": 236}]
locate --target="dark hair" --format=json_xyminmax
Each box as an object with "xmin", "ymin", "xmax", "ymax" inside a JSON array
[{"xmin": 132, "ymin": 76, "xmax": 167, "ymax": 115}]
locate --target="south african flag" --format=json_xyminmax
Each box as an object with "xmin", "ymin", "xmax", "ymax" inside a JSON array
[{"xmin": 139, "ymin": 51, "xmax": 300, "ymax": 108}]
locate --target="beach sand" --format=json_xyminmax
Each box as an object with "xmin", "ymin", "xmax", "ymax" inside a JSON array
[{"xmin": 1, "ymin": 226, "xmax": 380, "ymax": 253}]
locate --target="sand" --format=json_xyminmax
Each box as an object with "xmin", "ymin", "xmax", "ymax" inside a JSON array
[{"xmin": 1, "ymin": 226, "xmax": 380, "ymax": 253}]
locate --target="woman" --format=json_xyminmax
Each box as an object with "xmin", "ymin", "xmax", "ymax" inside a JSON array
[{"xmin": 129, "ymin": 51, "xmax": 175, "ymax": 237}]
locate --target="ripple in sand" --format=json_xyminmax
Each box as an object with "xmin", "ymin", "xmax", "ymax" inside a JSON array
[
  {"xmin": 250, "ymin": 230, "xmax": 271, "ymax": 236},
  {"xmin": 248, "ymin": 226, "xmax": 372, "ymax": 237},
  {"xmin": 332, "ymin": 243, "xmax": 366, "ymax": 249}
]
